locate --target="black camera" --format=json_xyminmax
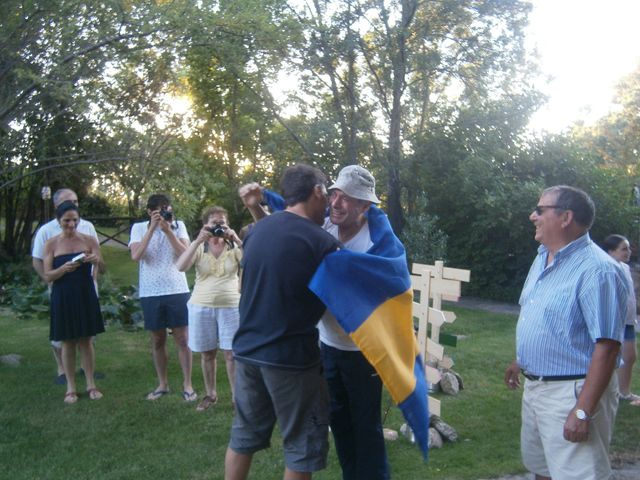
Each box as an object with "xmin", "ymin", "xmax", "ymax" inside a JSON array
[
  {"xmin": 159, "ymin": 208, "xmax": 173, "ymax": 221},
  {"xmin": 206, "ymin": 224, "xmax": 226, "ymax": 237}
]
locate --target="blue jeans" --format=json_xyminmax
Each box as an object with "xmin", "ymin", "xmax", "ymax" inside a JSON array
[{"xmin": 321, "ymin": 343, "xmax": 390, "ymax": 480}]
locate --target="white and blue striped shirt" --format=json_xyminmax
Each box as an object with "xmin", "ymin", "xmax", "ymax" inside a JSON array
[{"xmin": 516, "ymin": 233, "xmax": 628, "ymax": 376}]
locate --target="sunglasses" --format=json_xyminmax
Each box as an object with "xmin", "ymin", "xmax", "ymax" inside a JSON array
[{"xmin": 533, "ymin": 205, "xmax": 565, "ymax": 215}]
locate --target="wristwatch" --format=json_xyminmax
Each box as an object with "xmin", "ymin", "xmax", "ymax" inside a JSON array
[{"xmin": 575, "ymin": 408, "xmax": 590, "ymax": 421}]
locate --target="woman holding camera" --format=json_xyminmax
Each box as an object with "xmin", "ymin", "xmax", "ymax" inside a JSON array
[
  {"xmin": 44, "ymin": 200, "xmax": 104, "ymax": 404},
  {"xmin": 177, "ymin": 206, "xmax": 243, "ymax": 411}
]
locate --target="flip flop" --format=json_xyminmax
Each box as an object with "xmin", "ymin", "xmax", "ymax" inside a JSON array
[
  {"xmin": 618, "ymin": 392, "xmax": 640, "ymax": 402},
  {"xmin": 146, "ymin": 389, "xmax": 170, "ymax": 401},
  {"xmin": 54, "ymin": 373, "xmax": 67, "ymax": 385},
  {"xmin": 631, "ymin": 399, "xmax": 640, "ymax": 407},
  {"xmin": 64, "ymin": 391, "xmax": 78, "ymax": 404},
  {"xmin": 196, "ymin": 395, "xmax": 218, "ymax": 411},
  {"xmin": 87, "ymin": 388, "xmax": 103, "ymax": 400},
  {"xmin": 182, "ymin": 390, "xmax": 198, "ymax": 402}
]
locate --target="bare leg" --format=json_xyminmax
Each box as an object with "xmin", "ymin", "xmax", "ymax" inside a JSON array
[
  {"xmin": 150, "ymin": 329, "xmax": 169, "ymax": 392},
  {"xmin": 223, "ymin": 349, "xmax": 236, "ymax": 399},
  {"xmin": 172, "ymin": 326, "xmax": 193, "ymax": 394},
  {"xmin": 202, "ymin": 349, "xmax": 218, "ymax": 399},
  {"xmin": 224, "ymin": 448, "xmax": 253, "ymax": 480},
  {"xmin": 62, "ymin": 340, "xmax": 78, "ymax": 403},
  {"xmin": 283, "ymin": 468, "xmax": 311, "ymax": 480},
  {"xmin": 78, "ymin": 337, "xmax": 102, "ymax": 399},
  {"xmin": 617, "ymin": 338, "xmax": 637, "ymax": 396},
  {"xmin": 52, "ymin": 344, "xmax": 65, "ymax": 376}
]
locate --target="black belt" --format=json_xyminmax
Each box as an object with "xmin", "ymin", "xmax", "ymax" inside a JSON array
[{"xmin": 522, "ymin": 371, "xmax": 586, "ymax": 382}]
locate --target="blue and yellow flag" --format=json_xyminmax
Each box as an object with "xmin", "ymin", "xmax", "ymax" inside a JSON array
[
  {"xmin": 262, "ymin": 190, "xmax": 429, "ymax": 459},
  {"xmin": 308, "ymin": 205, "xmax": 430, "ymax": 460}
]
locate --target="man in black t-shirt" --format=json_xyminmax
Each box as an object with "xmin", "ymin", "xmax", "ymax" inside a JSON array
[{"xmin": 225, "ymin": 164, "xmax": 340, "ymax": 480}]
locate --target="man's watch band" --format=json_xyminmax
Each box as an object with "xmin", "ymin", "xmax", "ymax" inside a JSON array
[{"xmin": 575, "ymin": 408, "xmax": 590, "ymax": 421}]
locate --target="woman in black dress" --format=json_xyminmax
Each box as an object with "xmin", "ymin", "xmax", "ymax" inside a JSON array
[{"xmin": 44, "ymin": 201, "xmax": 105, "ymax": 404}]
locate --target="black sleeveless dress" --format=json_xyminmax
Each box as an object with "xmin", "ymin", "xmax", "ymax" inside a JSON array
[{"xmin": 49, "ymin": 253, "xmax": 105, "ymax": 341}]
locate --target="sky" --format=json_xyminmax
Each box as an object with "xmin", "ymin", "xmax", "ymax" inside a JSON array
[{"xmin": 526, "ymin": 0, "xmax": 640, "ymax": 133}]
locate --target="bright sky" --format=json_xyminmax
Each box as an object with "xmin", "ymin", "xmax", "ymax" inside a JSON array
[{"xmin": 527, "ymin": 0, "xmax": 640, "ymax": 133}]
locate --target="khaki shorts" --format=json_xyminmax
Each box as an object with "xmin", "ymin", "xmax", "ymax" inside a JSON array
[
  {"xmin": 521, "ymin": 375, "xmax": 618, "ymax": 479},
  {"xmin": 229, "ymin": 361, "xmax": 329, "ymax": 472}
]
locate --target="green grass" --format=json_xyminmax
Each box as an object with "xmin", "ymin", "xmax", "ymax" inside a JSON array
[
  {"xmin": 1, "ymin": 302, "xmax": 639, "ymax": 478},
  {"xmin": 100, "ymin": 244, "xmax": 196, "ymax": 288}
]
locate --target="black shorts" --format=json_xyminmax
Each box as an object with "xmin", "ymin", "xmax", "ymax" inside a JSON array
[{"xmin": 140, "ymin": 293, "xmax": 189, "ymax": 331}]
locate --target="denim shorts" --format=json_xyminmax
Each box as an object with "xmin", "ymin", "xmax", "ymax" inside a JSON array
[
  {"xmin": 229, "ymin": 361, "xmax": 329, "ymax": 472},
  {"xmin": 140, "ymin": 293, "xmax": 189, "ymax": 331}
]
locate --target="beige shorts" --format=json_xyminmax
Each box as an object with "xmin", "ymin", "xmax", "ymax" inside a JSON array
[{"xmin": 521, "ymin": 375, "xmax": 618, "ymax": 479}]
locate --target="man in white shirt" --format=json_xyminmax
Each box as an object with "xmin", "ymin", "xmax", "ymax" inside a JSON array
[
  {"xmin": 31, "ymin": 188, "xmax": 99, "ymax": 384},
  {"xmin": 129, "ymin": 193, "xmax": 195, "ymax": 402}
]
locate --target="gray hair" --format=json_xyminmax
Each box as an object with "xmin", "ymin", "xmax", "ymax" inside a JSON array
[{"xmin": 543, "ymin": 185, "xmax": 595, "ymax": 229}]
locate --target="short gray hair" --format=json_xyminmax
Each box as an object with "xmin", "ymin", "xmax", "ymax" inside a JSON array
[{"xmin": 543, "ymin": 185, "xmax": 595, "ymax": 229}]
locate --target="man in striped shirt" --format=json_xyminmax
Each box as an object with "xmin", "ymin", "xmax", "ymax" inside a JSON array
[{"xmin": 504, "ymin": 185, "xmax": 628, "ymax": 480}]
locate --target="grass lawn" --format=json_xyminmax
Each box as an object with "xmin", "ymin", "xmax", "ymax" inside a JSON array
[{"xmin": 1, "ymin": 252, "xmax": 639, "ymax": 478}]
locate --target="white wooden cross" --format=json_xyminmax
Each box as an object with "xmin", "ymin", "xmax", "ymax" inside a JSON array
[{"xmin": 411, "ymin": 260, "xmax": 470, "ymax": 416}]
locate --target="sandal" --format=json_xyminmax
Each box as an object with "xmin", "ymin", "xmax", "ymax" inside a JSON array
[
  {"xmin": 87, "ymin": 388, "xmax": 103, "ymax": 400},
  {"xmin": 182, "ymin": 390, "xmax": 198, "ymax": 402},
  {"xmin": 64, "ymin": 392, "xmax": 78, "ymax": 404},
  {"xmin": 146, "ymin": 389, "xmax": 170, "ymax": 401},
  {"xmin": 196, "ymin": 395, "xmax": 218, "ymax": 411},
  {"xmin": 618, "ymin": 392, "xmax": 640, "ymax": 402}
]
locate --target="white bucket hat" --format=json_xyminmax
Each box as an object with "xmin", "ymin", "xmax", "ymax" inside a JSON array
[{"xmin": 329, "ymin": 165, "xmax": 380, "ymax": 204}]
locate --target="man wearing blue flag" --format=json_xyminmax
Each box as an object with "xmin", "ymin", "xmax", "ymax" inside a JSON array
[{"xmin": 316, "ymin": 165, "xmax": 390, "ymax": 480}]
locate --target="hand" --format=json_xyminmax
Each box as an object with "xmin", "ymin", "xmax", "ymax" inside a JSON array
[
  {"xmin": 84, "ymin": 252, "xmax": 99, "ymax": 264},
  {"xmin": 196, "ymin": 227, "xmax": 213, "ymax": 243},
  {"xmin": 224, "ymin": 226, "xmax": 238, "ymax": 242},
  {"xmin": 504, "ymin": 360, "xmax": 521, "ymax": 389},
  {"xmin": 563, "ymin": 409, "xmax": 590, "ymax": 442},
  {"xmin": 61, "ymin": 261, "xmax": 81, "ymax": 274},
  {"xmin": 238, "ymin": 182, "xmax": 263, "ymax": 208},
  {"xmin": 149, "ymin": 210, "xmax": 162, "ymax": 230}
]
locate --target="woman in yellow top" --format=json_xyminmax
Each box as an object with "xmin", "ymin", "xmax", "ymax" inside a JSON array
[{"xmin": 177, "ymin": 206, "xmax": 242, "ymax": 410}]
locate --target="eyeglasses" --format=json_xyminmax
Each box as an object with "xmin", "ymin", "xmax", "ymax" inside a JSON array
[{"xmin": 533, "ymin": 205, "xmax": 565, "ymax": 215}]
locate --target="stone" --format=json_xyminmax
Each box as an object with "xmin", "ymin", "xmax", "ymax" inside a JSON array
[
  {"xmin": 452, "ymin": 369, "xmax": 464, "ymax": 390},
  {"xmin": 399, "ymin": 423, "xmax": 415, "ymax": 443},
  {"xmin": 0, "ymin": 353, "xmax": 22, "ymax": 367},
  {"xmin": 440, "ymin": 371, "xmax": 460, "ymax": 395},
  {"xmin": 430, "ymin": 415, "xmax": 458, "ymax": 442},
  {"xmin": 383, "ymin": 428, "xmax": 398, "ymax": 441},
  {"xmin": 429, "ymin": 427, "xmax": 443, "ymax": 449}
]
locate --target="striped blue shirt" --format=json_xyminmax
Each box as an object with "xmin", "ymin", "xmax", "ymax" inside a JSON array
[{"xmin": 516, "ymin": 233, "xmax": 627, "ymax": 376}]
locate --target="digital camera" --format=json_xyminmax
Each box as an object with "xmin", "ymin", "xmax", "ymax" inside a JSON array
[
  {"xmin": 206, "ymin": 224, "xmax": 226, "ymax": 237},
  {"xmin": 159, "ymin": 208, "xmax": 173, "ymax": 221}
]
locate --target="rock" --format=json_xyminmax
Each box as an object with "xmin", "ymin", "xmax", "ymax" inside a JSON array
[
  {"xmin": 383, "ymin": 428, "xmax": 398, "ymax": 441},
  {"xmin": 430, "ymin": 415, "xmax": 458, "ymax": 442},
  {"xmin": 451, "ymin": 369, "xmax": 464, "ymax": 390},
  {"xmin": 440, "ymin": 371, "xmax": 460, "ymax": 395},
  {"xmin": 429, "ymin": 427, "xmax": 443, "ymax": 449},
  {"xmin": 399, "ymin": 423, "xmax": 415, "ymax": 443},
  {"xmin": 0, "ymin": 353, "xmax": 22, "ymax": 366}
]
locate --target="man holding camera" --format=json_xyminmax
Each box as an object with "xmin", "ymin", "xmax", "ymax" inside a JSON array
[
  {"xmin": 129, "ymin": 193, "xmax": 195, "ymax": 401},
  {"xmin": 32, "ymin": 188, "xmax": 99, "ymax": 384}
]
